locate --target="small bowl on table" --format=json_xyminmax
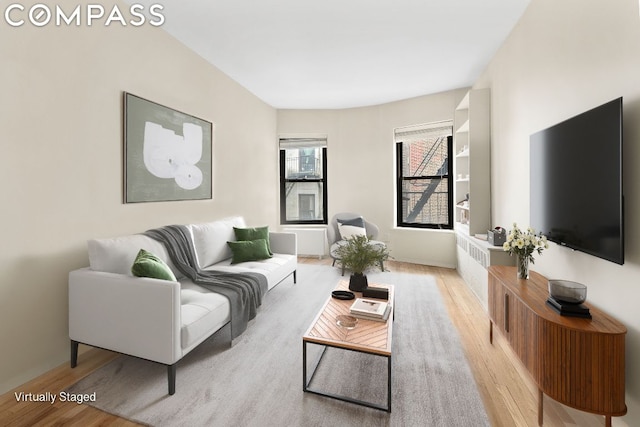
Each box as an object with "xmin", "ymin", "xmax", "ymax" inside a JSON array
[{"xmin": 548, "ymin": 280, "xmax": 587, "ymax": 304}]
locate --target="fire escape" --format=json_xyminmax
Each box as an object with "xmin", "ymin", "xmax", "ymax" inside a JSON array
[{"xmin": 404, "ymin": 136, "xmax": 448, "ymax": 223}]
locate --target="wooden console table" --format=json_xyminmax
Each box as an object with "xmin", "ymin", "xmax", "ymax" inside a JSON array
[{"xmin": 487, "ymin": 266, "xmax": 626, "ymax": 426}]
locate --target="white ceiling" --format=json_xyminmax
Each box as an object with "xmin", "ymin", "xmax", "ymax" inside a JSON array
[{"xmin": 129, "ymin": 0, "xmax": 530, "ymax": 109}]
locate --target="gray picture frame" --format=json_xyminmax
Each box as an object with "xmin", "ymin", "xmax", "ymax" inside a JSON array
[{"xmin": 124, "ymin": 92, "xmax": 213, "ymax": 203}]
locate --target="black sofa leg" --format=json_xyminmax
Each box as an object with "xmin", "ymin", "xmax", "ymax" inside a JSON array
[
  {"xmin": 293, "ymin": 270, "xmax": 297, "ymax": 284},
  {"xmin": 168, "ymin": 364, "xmax": 176, "ymax": 395},
  {"xmin": 70, "ymin": 340, "xmax": 79, "ymax": 368}
]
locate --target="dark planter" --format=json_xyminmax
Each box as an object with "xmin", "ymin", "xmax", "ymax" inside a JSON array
[{"xmin": 348, "ymin": 273, "xmax": 368, "ymax": 292}]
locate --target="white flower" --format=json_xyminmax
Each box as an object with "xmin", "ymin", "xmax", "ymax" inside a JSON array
[{"xmin": 502, "ymin": 222, "xmax": 548, "ymax": 260}]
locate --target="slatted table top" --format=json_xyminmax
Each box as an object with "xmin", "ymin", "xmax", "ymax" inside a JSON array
[{"xmin": 303, "ymin": 280, "xmax": 394, "ymax": 356}]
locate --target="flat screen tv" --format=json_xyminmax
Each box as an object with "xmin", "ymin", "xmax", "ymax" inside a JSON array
[{"xmin": 530, "ymin": 97, "xmax": 624, "ymax": 265}]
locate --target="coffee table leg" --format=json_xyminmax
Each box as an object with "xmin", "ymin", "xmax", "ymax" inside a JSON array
[
  {"xmin": 387, "ymin": 355, "xmax": 392, "ymax": 412},
  {"xmin": 303, "ymin": 340, "xmax": 307, "ymax": 391},
  {"xmin": 303, "ymin": 341, "xmax": 392, "ymax": 412},
  {"xmin": 304, "ymin": 340, "xmax": 329, "ymax": 391}
]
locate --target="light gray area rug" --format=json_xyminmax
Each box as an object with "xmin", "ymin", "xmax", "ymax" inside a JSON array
[{"xmin": 66, "ymin": 264, "xmax": 489, "ymax": 426}]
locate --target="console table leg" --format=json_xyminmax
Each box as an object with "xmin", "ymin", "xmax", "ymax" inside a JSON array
[
  {"xmin": 70, "ymin": 340, "xmax": 79, "ymax": 368},
  {"xmin": 605, "ymin": 415, "xmax": 611, "ymax": 427},
  {"xmin": 489, "ymin": 320, "xmax": 493, "ymax": 344},
  {"xmin": 538, "ymin": 389, "xmax": 543, "ymax": 426}
]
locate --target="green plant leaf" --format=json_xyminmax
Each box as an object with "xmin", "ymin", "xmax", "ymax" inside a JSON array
[{"xmin": 334, "ymin": 234, "xmax": 389, "ymax": 274}]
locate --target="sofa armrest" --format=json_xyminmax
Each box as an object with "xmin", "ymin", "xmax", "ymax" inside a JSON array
[
  {"xmin": 269, "ymin": 232, "xmax": 297, "ymax": 255},
  {"xmin": 69, "ymin": 268, "xmax": 182, "ymax": 365}
]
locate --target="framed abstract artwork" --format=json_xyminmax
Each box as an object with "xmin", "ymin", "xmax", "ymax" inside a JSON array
[{"xmin": 124, "ymin": 92, "xmax": 213, "ymax": 203}]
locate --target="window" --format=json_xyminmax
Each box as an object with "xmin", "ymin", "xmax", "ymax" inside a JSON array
[
  {"xmin": 395, "ymin": 123, "xmax": 453, "ymax": 229},
  {"xmin": 279, "ymin": 138, "xmax": 327, "ymax": 224}
]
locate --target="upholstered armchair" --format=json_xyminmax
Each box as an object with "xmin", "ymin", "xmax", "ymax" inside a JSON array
[{"xmin": 327, "ymin": 212, "xmax": 387, "ymax": 275}]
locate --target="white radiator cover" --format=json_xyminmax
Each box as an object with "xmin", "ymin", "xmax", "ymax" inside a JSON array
[{"xmin": 282, "ymin": 227, "xmax": 327, "ymax": 258}]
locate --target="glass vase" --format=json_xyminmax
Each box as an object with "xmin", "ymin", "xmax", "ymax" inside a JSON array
[{"xmin": 516, "ymin": 255, "xmax": 530, "ymax": 280}]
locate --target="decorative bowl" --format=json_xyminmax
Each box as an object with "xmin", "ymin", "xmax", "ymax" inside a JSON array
[
  {"xmin": 548, "ymin": 280, "xmax": 587, "ymax": 304},
  {"xmin": 336, "ymin": 315, "xmax": 358, "ymax": 329}
]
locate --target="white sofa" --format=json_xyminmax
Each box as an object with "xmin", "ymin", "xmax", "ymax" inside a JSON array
[{"xmin": 69, "ymin": 216, "xmax": 296, "ymax": 395}]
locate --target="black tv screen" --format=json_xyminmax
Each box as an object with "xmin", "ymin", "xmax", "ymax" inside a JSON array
[{"xmin": 530, "ymin": 97, "xmax": 624, "ymax": 265}]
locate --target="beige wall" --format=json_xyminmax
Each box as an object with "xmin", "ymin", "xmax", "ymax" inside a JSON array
[
  {"xmin": 475, "ymin": 0, "xmax": 640, "ymax": 424},
  {"xmin": 0, "ymin": 1, "xmax": 277, "ymax": 393},
  {"xmin": 277, "ymin": 89, "xmax": 467, "ymax": 267}
]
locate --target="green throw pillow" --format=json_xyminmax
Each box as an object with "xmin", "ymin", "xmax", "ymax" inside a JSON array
[
  {"xmin": 131, "ymin": 249, "xmax": 177, "ymax": 281},
  {"xmin": 227, "ymin": 239, "xmax": 272, "ymax": 264},
  {"xmin": 234, "ymin": 226, "xmax": 272, "ymax": 255}
]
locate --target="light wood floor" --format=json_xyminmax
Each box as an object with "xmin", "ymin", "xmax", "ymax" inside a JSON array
[{"xmin": 0, "ymin": 259, "xmax": 609, "ymax": 426}]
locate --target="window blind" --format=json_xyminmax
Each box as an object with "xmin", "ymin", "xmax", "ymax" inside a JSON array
[
  {"xmin": 394, "ymin": 121, "xmax": 452, "ymax": 142},
  {"xmin": 279, "ymin": 137, "xmax": 327, "ymax": 150}
]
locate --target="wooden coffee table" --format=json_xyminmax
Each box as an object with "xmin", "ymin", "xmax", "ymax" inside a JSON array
[{"xmin": 302, "ymin": 280, "xmax": 394, "ymax": 412}]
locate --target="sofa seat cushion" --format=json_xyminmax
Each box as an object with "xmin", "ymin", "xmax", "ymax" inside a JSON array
[
  {"xmin": 203, "ymin": 253, "xmax": 296, "ymax": 290},
  {"xmin": 180, "ymin": 280, "xmax": 231, "ymax": 350}
]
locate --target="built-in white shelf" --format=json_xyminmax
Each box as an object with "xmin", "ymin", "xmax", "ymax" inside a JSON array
[
  {"xmin": 453, "ymin": 88, "xmax": 491, "ymax": 237},
  {"xmin": 454, "ymin": 89, "xmax": 497, "ymax": 308},
  {"xmin": 456, "ymin": 120, "xmax": 470, "ymax": 133},
  {"xmin": 455, "ymin": 227, "xmax": 514, "ymax": 309}
]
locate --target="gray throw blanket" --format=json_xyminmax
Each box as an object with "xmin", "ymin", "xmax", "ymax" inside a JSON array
[{"xmin": 144, "ymin": 225, "xmax": 268, "ymax": 340}]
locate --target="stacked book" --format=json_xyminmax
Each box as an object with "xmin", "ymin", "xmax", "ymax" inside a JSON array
[
  {"xmin": 349, "ymin": 298, "xmax": 392, "ymax": 322},
  {"xmin": 546, "ymin": 297, "xmax": 592, "ymax": 319}
]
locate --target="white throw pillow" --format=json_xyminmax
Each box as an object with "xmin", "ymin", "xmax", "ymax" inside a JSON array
[
  {"xmin": 88, "ymin": 234, "xmax": 182, "ymax": 278},
  {"xmin": 190, "ymin": 216, "xmax": 246, "ymax": 268},
  {"xmin": 337, "ymin": 217, "xmax": 367, "ymax": 240}
]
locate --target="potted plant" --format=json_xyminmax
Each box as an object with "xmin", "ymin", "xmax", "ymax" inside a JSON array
[{"xmin": 334, "ymin": 234, "xmax": 390, "ymax": 291}]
